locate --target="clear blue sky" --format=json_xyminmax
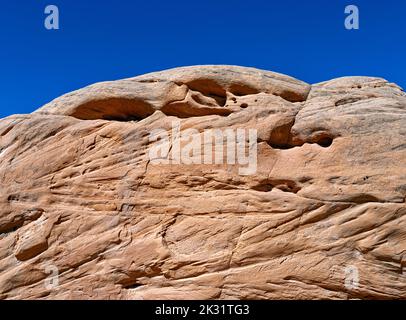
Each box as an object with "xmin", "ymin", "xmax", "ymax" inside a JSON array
[{"xmin": 1, "ymin": 0, "xmax": 405, "ymax": 118}]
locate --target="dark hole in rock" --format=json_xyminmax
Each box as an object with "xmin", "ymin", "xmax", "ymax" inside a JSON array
[
  {"xmin": 266, "ymin": 134, "xmax": 334, "ymax": 150},
  {"xmin": 102, "ymin": 115, "xmax": 142, "ymax": 122},
  {"xmin": 335, "ymin": 97, "xmax": 363, "ymax": 107},
  {"xmin": 0, "ymin": 225, "xmax": 20, "ymax": 236},
  {"xmin": 317, "ymin": 137, "xmax": 333, "ymax": 148},
  {"xmin": 122, "ymin": 281, "xmax": 143, "ymax": 289},
  {"xmin": 251, "ymin": 184, "xmax": 273, "ymax": 192},
  {"xmin": 267, "ymin": 142, "xmax": 294, "ymax": 150},
  {"xmin": 251, "ymin": 179, "xmax": 301, "ymax": 194}
]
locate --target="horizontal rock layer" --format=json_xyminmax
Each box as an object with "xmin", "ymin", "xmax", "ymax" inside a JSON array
[{"xmin": 0, "ymin": 66, "xmax": 405, "ymax": 299}]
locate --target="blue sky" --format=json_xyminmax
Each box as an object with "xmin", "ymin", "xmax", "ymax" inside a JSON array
[{"xmin": 0, "ymin": 0, "xmax": 405, "ymax": 118}]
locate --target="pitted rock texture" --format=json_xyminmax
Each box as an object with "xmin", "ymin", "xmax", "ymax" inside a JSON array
[{"xmin": 0, "ymin": 65, "xmax": 405, "ymax": 299}]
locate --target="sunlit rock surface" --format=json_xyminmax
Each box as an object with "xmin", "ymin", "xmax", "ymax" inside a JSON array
[{"xmin": 0, "ymin": 66, "xmax": 405, "ymax": 299}]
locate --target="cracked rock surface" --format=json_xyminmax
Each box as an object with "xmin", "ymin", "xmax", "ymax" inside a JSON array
[{"xmin": 0, "ymin": 65, "xmax": 405, "ymax": 299}]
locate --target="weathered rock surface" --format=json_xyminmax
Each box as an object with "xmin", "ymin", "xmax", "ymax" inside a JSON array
[{"xmin": 0, "ymin": 65, "xmax": 405, "ymax": 299}]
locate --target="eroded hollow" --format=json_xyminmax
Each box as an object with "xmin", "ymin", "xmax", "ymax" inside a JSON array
[
  {"xmin": 70, "ymin": 91, "xmax": 233, "ymax": 121},
  {"xmin": 0, "ymin": 208, "xmax": 44, "ymax": 236},
  {"xmin": 65, "ymin": 78, "xmax": 271, "ymax": 121},
  {"xmin": 267, "ymin": 136, "xmax": 334, "ymax": 149},
  {"xmin": 122, "ymin": 281, "xmax": 143, "ymax": 290},
  {"xmin": 160, "ymin": 79, "xmax": 236, "ymax": 118},
  {"xmin": 0, "ymin": 223, "xmax": 22, "ymax": 236},
  {"xmin": 251, "ymin": 179, "xmax": 301, "ymax": 193},
  {"xmin": 186, "ymin": 79, "xmax": 228, "ymax": 107},
  {"xmin": 70, "ymin": 98, "xmax": 155, "ymax": 121},
  {"xmin": 316, "ymin": 136, "xmax": 333, "ymax": 148},
  {"xmin": 65, "ymin": 77, "xmax": 307, "ymax": 122},
  {"xmin": 264, "ymin": 121, "xmax": 336, "ymax": 149},
  {"xmin": 229, "ymin": 83, "xmax": 260, "ymax": 96}
]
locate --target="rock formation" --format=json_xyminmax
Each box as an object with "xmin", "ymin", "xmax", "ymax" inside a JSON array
[{"xmin": 0, "ymin": 66, "xmax": 405, "ymax": 299}]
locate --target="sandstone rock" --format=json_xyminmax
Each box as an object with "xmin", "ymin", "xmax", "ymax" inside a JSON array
[{"xmin": 0, "ymin": 66, "xmax": 405, "ymax": 299}]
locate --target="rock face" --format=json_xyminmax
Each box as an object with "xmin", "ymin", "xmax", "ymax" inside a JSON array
[{"xmin": 0, "ymin": 65, "xmax": 405, "ymax": 299}]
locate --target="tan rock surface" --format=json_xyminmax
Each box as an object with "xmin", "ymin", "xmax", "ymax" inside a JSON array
[{"xmin": 0, "ymin": 66, "xmax": 405, "ymax": 299}]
